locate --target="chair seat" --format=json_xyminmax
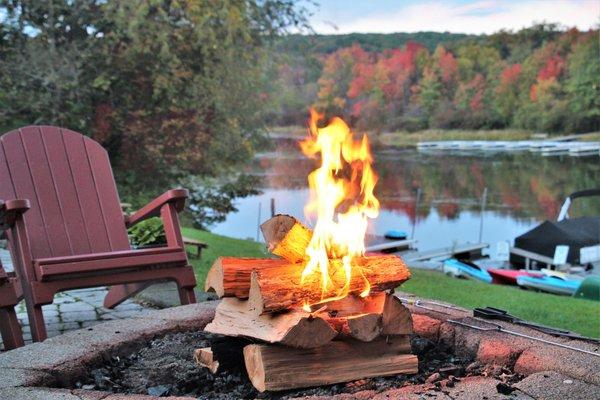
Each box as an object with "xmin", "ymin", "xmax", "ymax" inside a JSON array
[{"xmin": 34, "ymin": 247, "xmax": 187, "ymax": 281}]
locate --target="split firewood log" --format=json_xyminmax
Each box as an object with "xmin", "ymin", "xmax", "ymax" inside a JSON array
[
  {"xmin": 194, "ymin": 336, "xmax": 248, "ymax": 374},
  {"xmin": 204, "ymin": 298, "xmax": 337, "ymax": 349},
  {"xmin": 248, "ymin": 254, "xmax": 411, "ymax": 314},
  {"xmin": 205, "ymin": 257, "xmax": 287, "ymax": 298},
  {"xmin": 243, "ymin": 336, "xmax": 418, "ymax": 392},
  {"xmin": 317, "ymin": 292, "xmax": 413, "ymax": 339},
  {"xmin": 194, "ymin": 348, "xmax": 219, "ymax": 373},
  {"xmin": 260, "ymin": 214, "xmax": 312, "ymax": 263}
]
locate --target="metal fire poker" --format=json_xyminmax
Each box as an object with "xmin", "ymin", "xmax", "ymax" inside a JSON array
[{"xmin": 398, "ymin": 297, "xmax": 599, "ymax": 358}]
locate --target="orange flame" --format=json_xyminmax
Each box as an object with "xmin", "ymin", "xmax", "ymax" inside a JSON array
[{"xmin": 299, "ymin": 109, "xmax": 379, "ymax": 308}]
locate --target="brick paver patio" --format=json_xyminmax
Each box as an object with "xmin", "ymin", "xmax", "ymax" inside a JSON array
[{"xmin": 1, "ymin": 248, "xmax": 150, "ymax": 349}]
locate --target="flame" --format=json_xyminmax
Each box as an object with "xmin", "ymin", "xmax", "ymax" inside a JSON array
[{"xmin": 299, "ymin": 109, "xmax": 379, "ymax": 307}]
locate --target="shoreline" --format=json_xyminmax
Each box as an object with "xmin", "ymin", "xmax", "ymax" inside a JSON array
[{"xmin": 267, "ymin": 126, "xmax": 600, "ymax": 147}]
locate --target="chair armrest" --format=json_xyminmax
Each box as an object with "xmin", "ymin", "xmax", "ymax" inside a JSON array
[
  {"xmin": 126, "ymin": 189, "xmax": 188, "ymax": 228},
  {"xmin": 0, "ymin": 199, "xmax": 30, "ymax": 230}
]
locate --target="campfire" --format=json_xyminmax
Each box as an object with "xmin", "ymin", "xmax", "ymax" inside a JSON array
[{"xmin": 201, "ymin": 110, "xmax": 416, "ymax": 392}]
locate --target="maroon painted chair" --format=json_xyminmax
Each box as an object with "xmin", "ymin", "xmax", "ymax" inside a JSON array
[
  {"xmin": 0, "ymin": 126, "xmax": 197, "ymax": 342},
  {"xmin": 0, "ymin": 220, "xmax": 24, "ymax": 349}
]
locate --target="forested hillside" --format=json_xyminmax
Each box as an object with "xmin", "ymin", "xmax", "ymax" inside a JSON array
[
  {"xmin": 275, "ymin": 31, "xmax": 473, "ymax": 54},
  {"xmin": 265, "ymin": 24, "xmax": 599, "ymax": 133}
]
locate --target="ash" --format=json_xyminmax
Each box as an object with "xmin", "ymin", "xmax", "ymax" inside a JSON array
[{"xmin": 75, "ymin": 331, "xmax": 520, "ymax": 399}]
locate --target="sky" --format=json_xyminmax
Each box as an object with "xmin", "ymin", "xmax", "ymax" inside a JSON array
[{"xmin": 307, "ymin": 0, "xmax": 600, "ymax": 35}]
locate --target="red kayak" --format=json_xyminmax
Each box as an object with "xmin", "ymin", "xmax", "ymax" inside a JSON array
[{"xmin": 487, "ymin": 269, "xmax": 543, "ymax": 285}]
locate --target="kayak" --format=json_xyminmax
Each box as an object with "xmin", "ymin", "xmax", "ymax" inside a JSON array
[
  {"xmin": 442, "ymin": 259, "xmax": 492, "ymax": 284},
  {"xmin": 516, "ymin": 274, "xmax": 582, "ymax": 296},
  {"xmin": 487, "ymin": 269, "xmax": 543, "ymax": 285}
]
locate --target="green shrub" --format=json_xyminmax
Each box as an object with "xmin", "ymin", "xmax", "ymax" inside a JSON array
[{"xmin": 128, "ymin": 217, "xmax": 166, "ymax": 247}]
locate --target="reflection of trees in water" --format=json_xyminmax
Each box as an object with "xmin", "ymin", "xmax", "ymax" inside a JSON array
[
  {"xmin": 249, "ymin": 140, "xmax": 600, "ymax": 222},
  {"xmin": 374, "ymin": 151, "xmax": 599, "ymax": 221}
]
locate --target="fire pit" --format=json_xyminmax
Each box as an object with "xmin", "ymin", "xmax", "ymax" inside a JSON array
[{"xmin": 1, "ymin": 300, "xmax": 598, "ymax": 399}]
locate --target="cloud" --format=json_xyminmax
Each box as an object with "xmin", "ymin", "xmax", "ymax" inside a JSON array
[{"xmin": 311, "ymin": 0, "xmax": 599, "ymax": 34}]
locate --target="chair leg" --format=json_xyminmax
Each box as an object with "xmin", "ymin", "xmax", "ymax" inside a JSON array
[
  {"xmin": 177, "ymin": 286, "xmax": 196, "ymax": 305},
  {"xmin": 0, "ymin": 307, "xmax": 24, "ymax": 350},
  {"xmin": 103, "ymin": 282, "xmax": 153, "ymax": 309},
  {"xmin": 26, "ymin": 302, "xmax": 47, "ymax": 342}
]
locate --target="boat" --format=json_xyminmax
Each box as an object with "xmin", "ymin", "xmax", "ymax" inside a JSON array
[
  {"xmin": 442, "ymin": 258, "xmax": 492, "ymax": 283},
  {"xmin": 487, "ymin": 268, "xmax": 543, "ymax": 285},
  {"xmin": 511, "ymin": 189, "xmax": 600, "ymax": 268},
  {"xmin": 384, "ymin": 229, "xmax": 407, "ymax": 240},
  {"xmin": 516, "ymin": 274, "xmax": 582, "ymax": 296}
]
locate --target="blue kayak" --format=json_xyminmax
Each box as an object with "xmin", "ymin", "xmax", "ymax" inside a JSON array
[
  {"xmin": 516, "ymin": 274, "xmax": 582, "ymax": 296},
  {"xmin": 442, "ymin": 259, "xmax": 492, "ymax": 284}
]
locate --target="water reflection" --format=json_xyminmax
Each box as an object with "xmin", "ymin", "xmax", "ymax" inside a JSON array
[{"xmin": 213, "ymin": 138, "xmax": 599, "ymax": 251}]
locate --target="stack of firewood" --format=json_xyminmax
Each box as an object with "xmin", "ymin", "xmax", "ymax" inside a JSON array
[{"xmin": 196, "ymin": 215, "xmax": 418, "ymax": 392}]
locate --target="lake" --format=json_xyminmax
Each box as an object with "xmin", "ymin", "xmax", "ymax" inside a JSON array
[{"xmin": 212, "ymin": 137, "xmax": 600, "ymax": 252}]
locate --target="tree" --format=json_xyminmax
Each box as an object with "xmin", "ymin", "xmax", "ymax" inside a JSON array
[
  {"xmin": 564, "ymin": 33, "xmax": 600, "ymax": 132},
  {"xmin": 0, "ymin": 0, "xmax": 307, "ymax": 212}
]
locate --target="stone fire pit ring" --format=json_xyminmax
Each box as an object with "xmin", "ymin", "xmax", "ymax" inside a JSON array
[{"xmin": 0, "ymin": 298, "xmax": 598, "ymax": 399}]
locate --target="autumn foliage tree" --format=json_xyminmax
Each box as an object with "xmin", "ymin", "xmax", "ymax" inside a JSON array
[{"xmin": 310, "ymin": 24, "xmax": 598, "ymax": 134}]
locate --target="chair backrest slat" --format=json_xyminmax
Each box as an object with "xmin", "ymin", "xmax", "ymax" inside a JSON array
[{"xmin": 0, "ymin": 126, "xmax": 130, "ymax": 259}]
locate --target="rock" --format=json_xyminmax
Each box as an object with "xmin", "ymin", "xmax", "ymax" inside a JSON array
[
  {"xmin": 496, "ymin": 382, "xmax": 514, "ymax": 395},
  {"xmin": 426, "ymin": 373, "xmax": 442, "ymax": 383},
  {"xmin": 466, "ymin": 361, "xmax": 482, "ymax": 374}
]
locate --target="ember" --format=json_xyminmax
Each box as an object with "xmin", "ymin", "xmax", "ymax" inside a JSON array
[{"xmin": 202, "ymin": 111, "xmax": 416, "ymax": 392}]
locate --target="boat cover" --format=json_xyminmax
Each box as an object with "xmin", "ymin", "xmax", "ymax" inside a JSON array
[{"xmin": 511, "ymin": 216, "xmax": 600, "ymax": 266}]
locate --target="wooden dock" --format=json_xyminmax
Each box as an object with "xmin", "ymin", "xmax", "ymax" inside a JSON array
[
  {"xmin": 417, "ymin": 140, "xmax": 599, "ymax": 157},
  {"xmin": 402, "ymin": 242, "xmax": 488, "ymax": 263},
  {"xmin": 365, "ymin": 235, "xmax": 416, "ymax": 253},
  {"xmin": 510, "ymin": 247, "xmax": 571, "ymax": 270}
]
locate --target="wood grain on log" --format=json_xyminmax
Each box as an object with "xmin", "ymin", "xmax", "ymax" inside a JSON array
[
  {"xmin": 204, "ymin": 298, "xmax": 337, "ymax": 349},
  {"xmin": 248, "ymin": 254, "xmax": 411, "ymax": 314},
  {"xmin": 243, "ymin": 336, "xmax": 417, "ymax": 392},
  {"xmin": 260, "ymin": 214, "xmax": 312, "ymax": 263},
  {"xmin": 317, "ymin": 292, "xmax": 412, "ymax": 339},
  {"xmin": 205, "ymin": 257, "xmax": 286, "ymax": 298},
  {"xmin": 194, "ymin": 348, "xmax": 218, "ymax": 373}
]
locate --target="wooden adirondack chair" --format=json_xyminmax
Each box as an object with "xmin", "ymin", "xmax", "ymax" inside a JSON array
[
  {"xmin": 0, "ymin": 226, "xmax": 24, "ymax": 349},
  {"xmin": 0, "ymin": 126, "xmax": 197, "ymax": 342}
]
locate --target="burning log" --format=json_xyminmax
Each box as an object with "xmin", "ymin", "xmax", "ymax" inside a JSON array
[
  {"xmin": 205, "ymin": 257, "xmax": 287, "ymax": 298},
  {"xmin": 243, "ymin": 336, "xmax": 418, "ymax": 392},
  {"xmin": 204, "ymin": 298, "xmax": 337, "ymax": 349},
  {"xmin": 248, "ymin": 254, "xmax": 410, "ymax": 314},
  {"xmin": 260, "ymin": 214, "xmax": 312, "ymax": 263},
  {"xmin": 327, "ymin": 313, "xmax": 382, "ymax": 342},
  {"xmin": 322, "ymin": 292, "xmax": 413, "ymax": 339}
]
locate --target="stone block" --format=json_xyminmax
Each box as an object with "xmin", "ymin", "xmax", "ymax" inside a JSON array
[
  {"xmin": 514, "ymin": 371, "xmax": 600, "ymax": 400},
  {"xmin": 411, "ymin": 313, "xmax": 441, "ymax": 341}
]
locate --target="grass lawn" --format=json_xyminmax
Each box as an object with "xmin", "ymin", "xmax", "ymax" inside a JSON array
[
  {"xmin": 181, "ymin": 227, "xmax": 268, "ymax": 290},
  {"xmin": 182, "ymin": 227, "xmax": 600, "ymax": 339},
  {"xmin": 401, "ymin": 269, "xmax": 600, "ymax": 339}
]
